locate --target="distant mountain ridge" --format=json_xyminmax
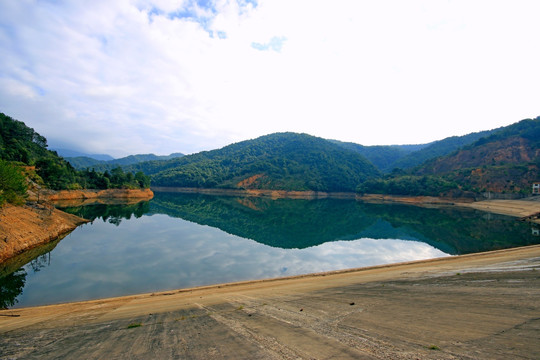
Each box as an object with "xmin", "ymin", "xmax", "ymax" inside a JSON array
[
  {"xmin": 65, "ymin": 152, "xmax": 184, "ymax": 171},
  {"xmin": 329, "ymin": 142, "xmax": 422, "ymax": 173},
  {"xmin": 51, "ymin": 148, "xmax": 114, "ymax": 161}
]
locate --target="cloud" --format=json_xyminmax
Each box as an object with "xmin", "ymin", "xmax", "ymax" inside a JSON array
[
  {"xmin": 251, "ymin": 36, "xmax": 287, "ymax": 52},
  {"xmin": 0, "ymin": 0, "xmax": 539, "ymax": 156}
]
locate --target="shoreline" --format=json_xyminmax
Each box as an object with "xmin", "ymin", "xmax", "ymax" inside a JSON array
[{"xmin": 2, "ymin": 244, "xmax": 539, "ymax": 359}]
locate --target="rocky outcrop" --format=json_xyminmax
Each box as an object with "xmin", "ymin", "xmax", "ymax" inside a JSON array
[{"xmin": 0, "ymin": 203, "xmax": 88, "ymax": 264}]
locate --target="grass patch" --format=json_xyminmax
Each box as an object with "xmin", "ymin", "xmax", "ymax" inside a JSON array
[
  {"xmin": 127, "ymin": 322, "xmax": 143, "ymax": 329},
  {"xmin": 425, "ymin": 345, "xmax": 441, "ymax": 351}
]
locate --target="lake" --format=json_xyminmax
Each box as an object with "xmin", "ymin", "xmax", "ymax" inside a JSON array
[{"xmin": 1, "ymin": 191, "xmax": 539, "ymax": 308}]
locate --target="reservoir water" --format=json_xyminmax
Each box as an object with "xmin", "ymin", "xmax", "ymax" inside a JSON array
[{"xmin": 1, "ymin": 191, "xmax": 539, "ymax": 308}]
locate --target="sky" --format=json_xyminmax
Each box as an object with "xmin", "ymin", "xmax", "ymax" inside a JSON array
[{"xmin": 1, "ymin": 0, "xmax": 539, "ymax": 158}]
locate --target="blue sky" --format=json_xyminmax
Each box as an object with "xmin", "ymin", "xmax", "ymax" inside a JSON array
[{"xmin": 1, "ymin": 0, "xmax": 539, "ymax": 157}]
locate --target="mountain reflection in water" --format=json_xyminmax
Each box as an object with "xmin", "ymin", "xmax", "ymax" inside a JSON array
[
  {"xmin": 146, "ymin": 192, "xmax": 538, "ymax": 255},
  {"xmin": 1, "ymin": 191, "xmax": 538, "ymax": 308}
]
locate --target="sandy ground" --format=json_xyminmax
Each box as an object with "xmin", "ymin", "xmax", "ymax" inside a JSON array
[{"xmin": 1, "ymin": 243, "xmax": 539, "ymax": 359}]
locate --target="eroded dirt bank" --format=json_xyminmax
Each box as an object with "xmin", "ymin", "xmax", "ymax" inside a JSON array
[
  {"xmin": 0, "ymin": 189, "xmax": 153, "ymax": 264},
  {"xmin": 0, "ymin": 203, "xmax": 87, "ymax": 264},
  {"xmin": 40, "ymin": 188, "xmax": 154, "ymax": 201},
  {"xmin": 1, "ymin": 245, "xmax": 539, "ymax": 359}
]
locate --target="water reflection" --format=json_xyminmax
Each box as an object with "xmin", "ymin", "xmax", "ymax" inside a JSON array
[
  {"xmin": 148, "ymin": 192, "xmax": 538, "ymax": 255},
  {"xmin": 0, "ymin": 269, "xmax": 26, "ymax": 309},
  {"xmin": 59, "ymin": 201, "xmax": 150, "ymax": 226},
  {"xmin": 9, "ymin": 216, "xmax": 448, "ymax": 307},
  {"xmin": 1, "ymin": 192, "xmax": 538, "ymax": 308}
]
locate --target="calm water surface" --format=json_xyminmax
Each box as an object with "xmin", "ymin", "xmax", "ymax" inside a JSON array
[{"xmin": 1, "ymin": 192, "xmax": 538, "ymax": 308}]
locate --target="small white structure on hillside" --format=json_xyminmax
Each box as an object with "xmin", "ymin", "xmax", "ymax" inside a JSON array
[{"xmin": 533, "ymin": 182, "xmax": 540, "ymax": 195}]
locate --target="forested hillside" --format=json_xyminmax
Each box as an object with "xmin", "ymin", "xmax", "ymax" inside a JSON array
[
  {"xmin": 359, "ymin": 117, "xmax": 540, "ymax": 196},
  {"xmin": 391, "ymin": 129, "xmax": 497, "ymax": 171},
  {"xmin": 330, "ymin": 142, "xmax": 420, "ymax": 173},
  {"xmin": 142, "ymin": 133, "xmax": 381, "ymax": 192},
  {"xmin": 0, "ymin": 113, "xmax": 150, "ymax": 205},
  {"xmin": 66, "ymin": 152, "xmax": 184, "ymax": 171},
  {"xmin": 415, "ymin": 117, "xmax": 540, "ymax": 194}
]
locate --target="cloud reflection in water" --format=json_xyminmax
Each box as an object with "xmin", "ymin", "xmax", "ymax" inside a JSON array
[{"xmin": 15, "ymin": 214, "xmax": 448, "ymax": 307}]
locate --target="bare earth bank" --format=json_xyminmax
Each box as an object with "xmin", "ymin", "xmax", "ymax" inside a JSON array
[
  {"xmin": 0, "ymin": 203, "xmax": 87, "ymax": 264},
  {"xmin": 39, "ymin": 188, "xmax": 154, "ymax": 202},
  {"xmin": 1, "ymin": 245, "xmax": 539, "ymax": 360}
]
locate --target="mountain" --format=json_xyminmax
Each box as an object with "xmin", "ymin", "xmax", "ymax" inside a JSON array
[
  {"xmin": 391, "ymin": 129, "xmax": 499, "ymax": 171},
  {"xmin": 333, "ymin": 129, "xmax": 497, "ymax": 173},
  {"xmin": 51, "ymin": 148, "xmax": 114, "ymax": 161},
  {"xmin": 415, "ymin": 117, "xmax": 540, "ymax": 194},
  {"xmin": 107, "ymin": 153, "xmax": 185, "ymax": 166},
  {"xmin": 66, "ymin": 152, "xmax": 184, "ymax": 171},
  {"xmin": 330, "ymin": 141, "xmax": 425, "ymax": 173},
  {"xmin": 62, "ymin": 156, "xmax": 103, "ymax": 169},
  {"xmin": 142, "ymin": 132, "xmax": 381, "ymax": 192}
]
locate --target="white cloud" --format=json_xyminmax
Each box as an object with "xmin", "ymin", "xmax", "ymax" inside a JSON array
[{"xmin": 0, "ymin": 0, "xmax": 539, "ymax": 156}]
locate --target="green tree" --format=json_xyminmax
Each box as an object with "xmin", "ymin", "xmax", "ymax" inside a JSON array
[
  {"xmin": 0, "ymin": 160, "xmax": 28, "ymax": 206},
  {"xmin": 135, "ymin": 171, "xmax": 151, "ymax": 188}
]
